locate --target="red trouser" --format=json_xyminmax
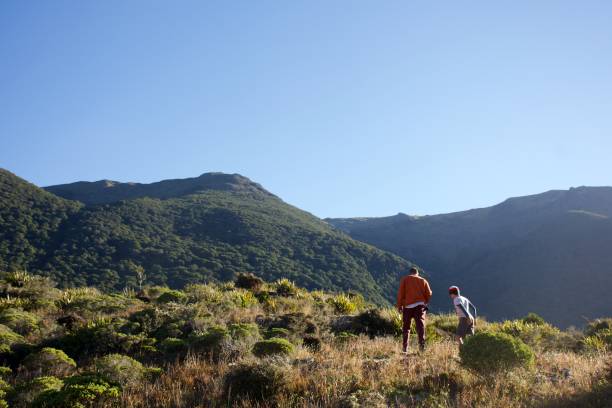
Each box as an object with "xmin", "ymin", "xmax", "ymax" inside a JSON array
[{"xmin": 402, "ymin": 304, "xmax": 426, "ymax": 351}]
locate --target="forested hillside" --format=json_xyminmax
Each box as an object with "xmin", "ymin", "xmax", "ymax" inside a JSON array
[{"xmin": 0, "ymin": 169, "xmax": 411, "ymax": 304}]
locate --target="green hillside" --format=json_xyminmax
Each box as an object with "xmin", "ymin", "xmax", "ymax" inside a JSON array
[
  {"xmin": 327, "ymin": 187, "xmax": 612, "ymax": 327},
  {"xmin": 0, "ymin": 169, "xmax": 411, "ymax": 304}
]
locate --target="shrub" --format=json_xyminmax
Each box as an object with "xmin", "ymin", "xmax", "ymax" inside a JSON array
[
  {"xmin": 228, "ymin": 323, "xmax": 261, "ymax": 341},
  {"xmin": 268, "ymin": 312, "xmax": 318, "ymax": 337},
  {"xmin": 274, "ymin": 278, "xmax": 298, "ymax": 297},
  {"xmin": 1, "ymin": 271, "xmax": 33, "ymax": 288},
  {"xmin": 189, "ymin": 326, "xmax": 232, "ymax": 360},
  {"xmin": 184, "ymin": 284, "xmax": 223, "ymax": 304},
  {"xmin": 223, "ymin": 361, "xmax": 288, "ymax": 403},
  {"xmin": 0, "ymin": 309, "xmax": 40, "ymax": 336},
  {"xmin": 460, "ymin": 332, "xmax": 535, "ymax": 374},
  {"xmin": 521, "ymin": 313, "xmax": 547, "ymax": 326},
  {"xmin": 0, "ymin": 324, "xmax": 24, "ymax": 353},
  {"xmin": 159, "ymin": 337, "xmax": 187, "ymax": 354},
  {"xmin": 585, "ymin": 318, "xmax": 612, "ymax": 337},
  {"xmin": 265, "ymin": 327, "xmax": 291, "ymax": 339},
  {"xmin": 8, "ymin": 376, "xmax": 63, "ymax": 408},
  {"xmin": 234, "ymin": 273, "xmax": 264, "ymax": 290},
  {"xmin": 21, "ymin": 348, "xmax": 76, "ymax": 378},
  {"xmin": 94, "ymin": 354, "xmax": 145, "ymax": 387},
  {"xmin": 430, "ymin": 314, "xmax": 461, "ymax": 335},
  {"xmin": 328, "ymin": 294, "xmax": 357, "ymax": 314},
  {"xmin": 252, "ymin": 338, "xmax": 294, "ymax": 358},
  {"xmin": 31, "ymin": 374, "xmax": 120, "ymax": 408},
  {"xmin": 46, "ymin": 319, "xmax": 148, "ymax": 358},
  {"xmin": 231, "ymin": 290, "xmax": 258, "ymax": 308},
  {"xmin": 351, "ymin": 308, "xmax": 401, "ymax": 337},
  {"xmin": 489, "ymin": 320, "xmax": 561, "ymax": 350},
  {"xmin": 583, "ymin": 328, "xmax": 612, "ymax": 353},
  {"xmin": 156, "ymin": 290, "xmax": 187, "ymax": 304}
]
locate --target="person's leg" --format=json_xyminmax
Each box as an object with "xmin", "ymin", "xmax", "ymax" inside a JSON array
[
  {"xmin": 401, "ymin": 307, "xmax": 410, "ymax": 352},
  {"xmin": 414, "ymin": 305, "xmax": 426, "ymax": 350},
  {"xmin": 456, "ymin": 318, "xmax": 468, "ymax": 347}
]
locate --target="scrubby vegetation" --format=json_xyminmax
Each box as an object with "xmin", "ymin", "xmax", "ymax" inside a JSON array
[{"xmin": 0, "ymin": 270, "xmax": 609, "ymax": 407}]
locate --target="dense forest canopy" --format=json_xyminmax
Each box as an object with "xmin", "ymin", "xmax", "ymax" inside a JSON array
[{"xmin": 0, "ymin": 169, "xmax": 411, "ymax": 305}]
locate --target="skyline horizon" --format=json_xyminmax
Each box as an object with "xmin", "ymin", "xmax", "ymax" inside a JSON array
[
  {"xmin": 3, "ymin": 1, "xmax": 612, "ymax": 219},
  {"xmin": 7, "ymin": 166, "xmax": 610, "ymax": 219}
]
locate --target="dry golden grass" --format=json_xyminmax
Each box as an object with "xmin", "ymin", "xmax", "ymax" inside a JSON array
[{"xmin": 121, "ymin": 335, "xmax": 611, "ymax": 408}]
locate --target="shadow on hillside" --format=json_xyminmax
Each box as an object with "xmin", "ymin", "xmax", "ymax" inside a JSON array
[{"xmin": 536, "ymin": 382, "xmax": 612, "ymax": 408}]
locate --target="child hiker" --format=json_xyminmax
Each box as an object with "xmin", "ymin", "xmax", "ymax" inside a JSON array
[{"xmin": 448, "ymin": 286, "xmax": 477, "ymax": 346}]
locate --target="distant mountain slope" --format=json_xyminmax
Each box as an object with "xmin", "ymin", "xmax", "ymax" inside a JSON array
[
  {"xmin": 328, "ymin": 187, "xmax": 612, "ymax": 327},
  {"xmin": 0, "ymin": 169, "xmax": 82, "ymax": 271},
  {"xmin": 44, "ymin": 173, "xmax": 273, "ymax": 205},
  {"xmin": 0, "ymin": 169, "xmax": 412, "ymax": 304}
]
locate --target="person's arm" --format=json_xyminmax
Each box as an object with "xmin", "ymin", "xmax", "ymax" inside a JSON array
[
  {"xmin": 469, "ymin": 301, "xmax": 477, "ymax": 319},
  {"xmin": 423, "ymin": 280, "xmax": 433, "ymax": 304},
  {"xmin": 396, "ymin": 278, "xmax": 405, "ymax": 310}
]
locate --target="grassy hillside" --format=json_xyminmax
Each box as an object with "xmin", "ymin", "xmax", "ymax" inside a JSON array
[
  {"xmin": 0, "ymin": 169, "xmax": 411, "ymax": 304},
  {"xmin": 0, "ymin": 271, "xmax": 610, "ymax": 407},
  {"xmin": 327, "ymin": 187, "xmax": 612, "ymax": 327}
]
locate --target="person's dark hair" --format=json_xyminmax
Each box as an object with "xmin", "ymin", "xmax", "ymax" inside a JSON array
[
  {"xmin": 409, "ymin": 267, "xmax": 419, "ymax": 275},
  {"xmin": 448, "ymin": 286, "xmax": 460, "ymax": 296}
]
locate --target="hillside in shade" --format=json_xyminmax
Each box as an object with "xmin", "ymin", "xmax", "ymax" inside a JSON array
[
  {"xmin": 0, "ymin": 169, "xmax": 411, "ymax": 304},
  {"xmin": 327, "ymin": 187, "xmax": 612, "ymax": 327}
]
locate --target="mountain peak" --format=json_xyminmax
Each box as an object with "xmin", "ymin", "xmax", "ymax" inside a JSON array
[{"xmin": 44, "ymin": 172, "xmax": 274, "ymax": 205}]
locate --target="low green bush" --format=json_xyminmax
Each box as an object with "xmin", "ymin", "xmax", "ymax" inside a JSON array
[
  {"xmin": 273, "ymin": 278, "xmax": 298, "ymax": 297},
  {"xmin": 228, "ymin": 323, "xmax": 260, "ymax": 341},
  {"xmin": 460, "ymin": 332, "xmax": 535, "ymax": 374},
  {"xmin": 252, "ymin": 338, "xmax": 294, "ymax": 358},
  {"xmin": 156, "ymin": 290, "xmax": 187, "ymax": 304},
  {"xmin": 268, "ymin": 312, "xmax": 318, "ymax": 337},
  {"xmin": 582, "ymin": 328, "xmax": 612, "ymax": 352},
  {"xmin": 47, "ymin": 319, "xmax": 151, "ymax": 358},
  {"xmin": 0, "ymin": 324, "xmax": 24, "ymax": 354},
  {"xmin": 31, "ymin": 374, "xmax": 120, "ymax": 408},
  {"xmin": 159, "ymin": 337, "xmax": 187, "ymax": 354},
  {"xmin": 8, "ymin": 376, "xmax": 63, "ymax": 408},
  {"xmin": 488, "ymin": 320, "xmax": 561, "ymax": 350},
  {"xmin": 351, "ymin": 309, "xmax": 401, "ymax": 338},
  {"xmin": 521, "ymin": 313, "xmax": 547, "ymax": 326},
  {"xmin": 328, "ymin": 294, "xmax": 357, "ymax": 314},
  {"xmin": 231, "ymin": 290, "xmax": 258, "ymax": 308},
  {"xmin": 0, "ymin": 309, "xmax": 40, "ymax": 336},
  {"xmin": 21, "ymin": 347, "xmax": 76, "ymax": 378},
  {"xmin": 223, "ymin": 361, "xmax": 288, "ymax": 403},
  {"xmin": 585, "ymin": 318, "xmax": 612, "ymax": 337},
  {"xmin": 184, "ymin": 284, "xmax": 223, "ymax": 304},
  {"xmin": 94, "ymin": 354, "xmax": 145, "ymax": 387},
  {"xmin": 265, "ymin": 327, "xmax": 290, "ymax": 339},
  {"xmin": 190, "ymin": 326, "xmax": 231, "ymax": 358}
]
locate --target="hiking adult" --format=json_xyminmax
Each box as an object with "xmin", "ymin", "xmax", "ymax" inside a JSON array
[
  {"xmin": 448, "ymin": 286, "xmax": 477, "ymax": 346},
  {"xmin": 396, "ymin": 266, "xmax": 432, "ymax": 352}
]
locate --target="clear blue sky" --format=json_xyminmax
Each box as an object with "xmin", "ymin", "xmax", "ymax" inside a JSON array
[{"xmin": 2, "ymin": 1, "xmax": 611, "ymax": 218}]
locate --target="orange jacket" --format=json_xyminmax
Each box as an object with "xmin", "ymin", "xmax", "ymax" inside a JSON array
[{"xmin": 396, "ymin": 274, "xmax": 432, "ymax": 307}]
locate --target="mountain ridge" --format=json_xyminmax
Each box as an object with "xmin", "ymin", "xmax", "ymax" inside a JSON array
[
  {"xmin": 1, "ymin": 168, "xmax": 413, "ymax": 305},
  {"xmin": 327, "ymin": 186, "xmax": 612, "ymax": 327},
  {"xmin": 44, "ymin": 172, "xmax": 275, "ymax": 205}
]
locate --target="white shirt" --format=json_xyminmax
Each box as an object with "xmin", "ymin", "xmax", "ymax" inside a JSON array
[
  {"xmin": 453, "ymin": 296, "xmax": 472, "ymax": 318},
  {"xmin": 405, "ymin": 301, "xmax": 425, "ymax": 309}
]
